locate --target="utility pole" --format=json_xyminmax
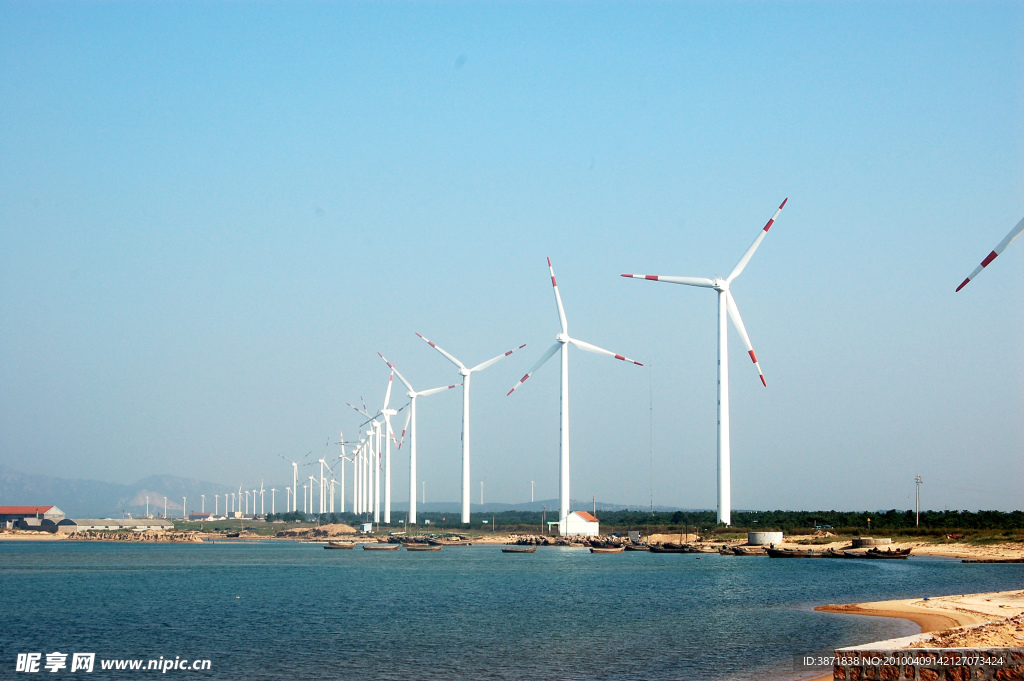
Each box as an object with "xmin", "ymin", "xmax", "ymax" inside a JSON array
[
  {"xmin": 915, "ymin": 475, "xmax": 923, "ymax": 527},
  {"xmin": 480, "ymin": 481, "xmax": 484, "ymax": 506}
]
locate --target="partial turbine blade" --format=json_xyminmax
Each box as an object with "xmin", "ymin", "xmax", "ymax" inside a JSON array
[
  {"xmin": 568, "ymin": 337, "xmax": 643, "ymax": 366},
  {"xmin": 727, "ymin": 198, "xmax": 787, "ymax": 283},
  {"xmin": 621, "ymin": 274, "xmax": 715, "ymax": 288},
  {"xmin": 383, "ymin": 371, "xmax": 394, "ymax": 409},
  {"xmin": 507, "ymin": 342, "xmax": 561, "ymax": 396},
  {"xmin": 470, "ymin": 343, "xmax": 527, "ymax": 373},
  {"xmin": 725, "ymin": 290, "xmax": 766, "ymax": 387},
  {"xmin": 415, "ymin": 333, "xmax": 466, "ymax": 370},
  {"xmin": 548, "ymin": 258, "xmax": 569, "ymax": 334},
  {"xmin": 956, "ymin": 215, "xmax": 1024, "ymax": 292},
  {"xmin": 346, "ymin": 402, "xmax": 370, "ymax": 418},
  {"xmin": 379, "ymin": 352, "xmax": 414, "ymax": 393},
  {"xmin": 397, "ymin": 408, "xmax": 412, "ymax": 450},
  {"xmin": 417, "ymin": 384, "xmax": 459, "ymax": 397}
]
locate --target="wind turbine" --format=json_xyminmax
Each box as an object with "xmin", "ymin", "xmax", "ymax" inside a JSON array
[
  {"xmin": 279, "ymin": 454, "xmax": 299, "ymax": 512},
  {"xmin": 270, "ymin": 488, "xmax": 276, "ymax": 515},
  {"xmin": 621, "ymin": 198, "xmax": 787, "ymax": 525},
  {"xmin": 416, "ymin": 333, "xmax": 526, "ymax": 524},
  {"xmin": 259, "ymin": 480, "xmax": 265, "ymax": 516},
  {"xmin": 956, "ymin": 215, "xmax": 1024, "ymax": 292},
  {"xmin": 508, "ymin": 258, "xmax": 643, "ymax": 536},
  {"xmin": 378, "ymin": 352, "xmax": 458, "ymax": 525}
]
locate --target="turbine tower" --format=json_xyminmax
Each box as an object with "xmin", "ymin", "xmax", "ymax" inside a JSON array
[
  {"xmin": 279, "ymin": 455, "xmax": 299, "ymax": 512},
  {"xmin": 508, "ymin": 258, "xmax": 643, "ymax": 536},
  {"xmin": 416, "ymin": 332, "xmax": 525, "ymax": 524},
  {"xmin": 378, "ymin": 352, "xmax": 458, "ymax": 525},
  {"xmin": 956, "ymin": 215, "xmax": 1024, "ymax": 291},
  {"xmin": 621, "ymin": 198, "xmax": 787, "ymax": 525}
]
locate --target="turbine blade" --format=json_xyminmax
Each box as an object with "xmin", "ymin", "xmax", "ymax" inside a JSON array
[
  {"xmin": 956, "ymin": 214, "xmax": 1024, "ymax": 292},
  {"xmin": 346, "ymin": 402, "xmax": 370, "ymax": 418},
  {"xmin": 383, "ymin": 371, "xmax": 394, "ymax": 408},
  {"xmin": 470, "ymin": 343, "xmax": 527, "ymax": 373},
  {"xmin": 621, "ymin": 274, "xmax": 715, "ymax": 288},
  {"xmin": 417, "ymin": 384, "xmax": 459, "ymax": 397},
  {"xmin": 727, "ymin": 198, "xmax": 787, "ymax": 283},
  {"xmin": 378, "ymin": 352, "xmax": 414, "ymax": 392},
  {"xmin": 507, "ymin": 342, "xmax": 561, "ymax": 396},
  {"xmin": 548, "ymin": 257, "xmax": 569, "ymax": 334},
  {"xmin": 415, "ymin": 333, "xmax": 466, "ymax": 370},
  {"xmin": 397, "ymin": 408, "xmax": 412, "ymax": 450},
  {"xmin": 567, "ymin": 337, "xmax": 643, "ymax": 366},
  {"xmin": 725, "ymin": 290, "xmax": 766, "ymax": 387}
]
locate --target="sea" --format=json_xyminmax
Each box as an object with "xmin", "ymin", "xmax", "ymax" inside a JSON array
[{"xmin": 2, "ymin": 541, "xmax": 1022, "ymax": 680}]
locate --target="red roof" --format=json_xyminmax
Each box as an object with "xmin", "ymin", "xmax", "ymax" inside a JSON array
[
  {"xmin": 0, "ymin": 506, "xmax": 55, "ymax": 515},
  {"xmin": 573, "ymin": 511, "xmax": 598, "ymax": 523}
]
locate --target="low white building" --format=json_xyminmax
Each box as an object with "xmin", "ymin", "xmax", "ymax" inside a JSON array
[
  {"xmin": 56, "ymin": 518, "xmax": 175, "ymax": 533},
  {"xmin": 561, "ymin": 511, "xmax": 599, "ymax": 537}
]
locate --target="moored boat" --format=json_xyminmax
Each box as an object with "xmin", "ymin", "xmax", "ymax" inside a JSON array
[
  {"xmin": 406, "ymin": 544, "xmax": 442, "ymax": 551},
  {"xmin": 590, "ymin": 546, "xmax": 625, "ymax": 553},
  {"xmin": 502, "ymin": 546, "xmax": 537, "ymax": 553},
  {"xmin": 363, "ymin": 543, "xmax": 400, "ymax": 551},
  {"xmin": 324, "ymin": 542, "xmax": 354, "ymax": 549}
]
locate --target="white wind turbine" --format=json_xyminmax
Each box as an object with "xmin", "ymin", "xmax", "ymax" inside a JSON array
[
  {"xmin": 348, "ymin": 381, "xmax": 398, "ymax": 523},
  {"xmin": 956, "ymin": 215, "xmax": 1024, "ymax": 292},
  {"xmin": 416, "ymin": 333, "xmax": 525, "ymax": 524},
  {"xmin": 378, "ymin": 352, "xmax": 458, "ymax": 525},
  {"xmin": 279, "ymin": 454, "xmax": 299, "ymax": 512},
  {"xmin": 621, "ymin": 198, "xmax": 787, "ymax": 525},
  {"xmin": 507, "ymin": 258, "xmax": 643, "ymax": 536}
]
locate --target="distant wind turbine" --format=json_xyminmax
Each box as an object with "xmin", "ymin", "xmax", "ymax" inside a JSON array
[
  {"xmin": 621, "ymin": 198, "xmax": 787, "ymax": 525},
  {"xmin": 956, "ymin": 215, "xmax": 1024, "ymax": 292},
  {"xmin": 508, "ymin": 258, "xmax": 643, "ymax": 536},
  {"xmin": 378, "ymin": 352, "xmax": 458, "ymax": 525},
  {"xmin": 416, "ymin": 333, "xmax": 525, "ymax": 524}
]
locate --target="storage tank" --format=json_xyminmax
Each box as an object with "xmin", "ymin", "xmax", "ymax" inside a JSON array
[{"xmin": 747, "ymin": 531, "xmax": 784, "ymax": 546}]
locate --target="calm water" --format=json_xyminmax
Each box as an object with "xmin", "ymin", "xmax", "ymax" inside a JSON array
[{"xmin": 2, "ymin": 541, "xmax": 1022, "ymax": 680}]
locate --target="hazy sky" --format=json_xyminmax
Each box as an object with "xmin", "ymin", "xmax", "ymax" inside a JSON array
[{"xmin": 2, "ymin": 1, "xmax": 1021, "ymax": 514}]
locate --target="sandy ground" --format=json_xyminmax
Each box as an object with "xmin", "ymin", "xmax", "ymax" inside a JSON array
[
  {"xmin": 0, "ymin": 530, "xmax": 66, "ymax": 540},
  {"xmin": 765, "ymin": 534, "xmax": 1024, "ymax": 560}
]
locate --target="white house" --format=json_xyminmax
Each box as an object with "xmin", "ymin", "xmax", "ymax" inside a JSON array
[{"xmin": 561, "ymin": 511, "xmax": 599, "ymax": 537}]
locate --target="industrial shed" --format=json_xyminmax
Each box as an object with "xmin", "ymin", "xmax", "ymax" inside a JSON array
[
  {"xmin": 0, "ymin": 506, "xmax": 65, "ymax": 528},
  {"xmin": 562, "ymin": 511, "xmax": 600, "ymax": 537},
  {"xmin": 56, "ymin": 518, "xmax": 174, "ymax": 533}
]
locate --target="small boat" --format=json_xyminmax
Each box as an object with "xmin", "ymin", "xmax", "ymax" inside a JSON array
[
  {"xmin": 406, "ymin": 543, "xmax": 442, "ymax": 551},
  {"xmin": 502, "ymin": 546, "xmax": 537, "ymax": 554},
  {"xmin": 324, "ymin": 542, "xmax": 355, "ymax": 550},
  {"xmin": 766, "ymin": 548, "xmax": 826, "ymax": 558},
  {"xmin": 362, "ymin": 543, "xmax": 400, "ymax": 551},
  {"xmin": 624, "ymin": 544, "xmax": 650, "ymax": 551},
  {"xmin": 649, "ymin": 544, "xmax": 687, "ymax": 553},
  {"xmin": 427, "ymin": 538, "xmax": 473, "ymax": 547},
  {"xmin": 590, "ymin": 546, "xmax": 625, "ymax": 553},
  {"xmin": 864, "ymin": 547, "xmax": 911, "ymax": 559}
]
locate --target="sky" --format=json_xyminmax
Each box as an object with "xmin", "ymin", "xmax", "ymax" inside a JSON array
[{"xmin": 1, "ymin": 1, "xmax": 1022, "ymax": 515}]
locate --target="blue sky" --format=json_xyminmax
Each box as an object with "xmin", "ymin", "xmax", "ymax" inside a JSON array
[{"xmin": 1, "ymin": 1, "xmax": 1021, "ymax": 513}]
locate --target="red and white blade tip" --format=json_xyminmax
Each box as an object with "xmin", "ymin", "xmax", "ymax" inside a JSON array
[
  {"xmin": 748, "ymin": 350, "xmax": 766, "ymax": 387},
  {"xmin": 613, "ymin": 354, "xmax": 643, "ymax": 366},
  {"xmin": 621, "ymin": 273, "xmax": 659, "ymax": 280},
  {"xmin": 507, "ymin": 374, "xmax": 531, "ymax": 396}
]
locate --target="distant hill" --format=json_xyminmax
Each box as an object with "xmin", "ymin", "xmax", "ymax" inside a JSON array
[
  {"xmin": 0, "ymin": 466, "xmax": 229, "ymax": 518},
  {"xmin": 0, "ymin": 465, "xmax": 689, "ymax": 517}
]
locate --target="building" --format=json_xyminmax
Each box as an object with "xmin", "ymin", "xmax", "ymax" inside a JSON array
[
  {"xmin": 56, "ymin": 518, "xmax": 175, "ymax": 533},
  {"xmin": 189, "ymin": 512, "xmax": 215, "ymax": 521},
  {"xmin": 561, "ymin": 511, "xmax": 599, "ymax": 537},
  {"xmin": 0, "ymin": 506, "xmax": 65, "ymax": 529}
]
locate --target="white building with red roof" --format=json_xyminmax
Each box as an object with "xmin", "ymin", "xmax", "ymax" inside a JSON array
[{"xmin": 562, "ymin": 510, "xmax": 599, "ymax": 537}]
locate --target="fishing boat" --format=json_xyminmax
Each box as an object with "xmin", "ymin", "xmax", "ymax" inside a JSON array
[
  {"xmin": 766, "ymin": 547, "xmax": 826, "ymax": 558},
  {"xmin": 406, "ymin": 543, "xmax": 442, "ymax": 551},
  {"xmin": 624, "ymin": 544, "xmax": 650, "ymax": 551},
  {"xmin": 427, "ymin": 538, "xmax": 473, "ymax": 547},
  {"xmin": 649, "ymin": 544, "xmax": 687, "ymax": 553},
  {"xmin": 590, "ymin": 546, "xmax": 625, "ymax": 553},
  {"xmin": 502, "ymin": 546, "xmax": 537, "ymax": 554},
  {"xmin": 362, "ymin": 543, "xmax": 400, "ymax": 551},
  {"xmin": 864, "ymin": 547, "xmax": 911, "ymax": 559},
  {"xmin": 324, "ymin": 542, "xmax": 354, "ymax": 550}
]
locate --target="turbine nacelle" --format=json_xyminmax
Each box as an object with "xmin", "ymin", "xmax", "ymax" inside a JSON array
[{"xmin": 712, "ymin": 277, "xmax": 728, "ymax": 291}]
